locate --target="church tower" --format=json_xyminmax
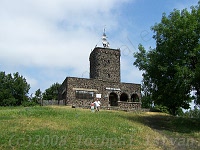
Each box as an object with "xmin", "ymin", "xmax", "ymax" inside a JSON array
[{"xmin": 89, "ymin": 30, "xmax": 121, "ymax": 83}]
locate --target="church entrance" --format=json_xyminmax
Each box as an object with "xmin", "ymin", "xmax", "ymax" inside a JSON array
[{"xmin": 109, "ymin": 92, "xmax": 118, "ymax": 106}]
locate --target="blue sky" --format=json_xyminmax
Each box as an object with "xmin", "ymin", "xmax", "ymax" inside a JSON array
[{"xmin": 0, "ymin": 0, "xmax": 199, "ymax": 102}]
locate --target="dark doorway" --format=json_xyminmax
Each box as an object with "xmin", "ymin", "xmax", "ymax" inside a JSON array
[
  {"xmin": 109, "ymin": 92, "xmax": 118, "ymax": 106},
  {"xmin": 120, "ymin": 93, "xmax": 128, "ymax": 102},
  {"xmin": 131, "ymin": 94, "xmax": 139, "ymax": 102}
]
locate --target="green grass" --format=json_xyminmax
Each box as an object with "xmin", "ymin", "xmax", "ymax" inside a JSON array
[{"xmin": 0, "ymin": 106, "xmax": 199, "ymax": 150}]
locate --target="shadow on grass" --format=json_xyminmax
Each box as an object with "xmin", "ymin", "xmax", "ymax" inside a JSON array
[{"xmin": 123, "ymin": 112, "xmax": 200, "ymax": 134}]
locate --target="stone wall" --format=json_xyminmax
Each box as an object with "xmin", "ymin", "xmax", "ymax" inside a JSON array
[
  {"xmin": 58, "ymin": 77, "xmax": 67, "ymax": 101},
  {"xmin": 118, "ymin": 101, "xmax": 141, "ymax": 111},
  {"xmin": 89, "ymin": 47, "xmax": 120, "ymax": 83},
  {"xmin": 58, "ymin": 46, "xmax": 142, "ymax": 110},
  {"xmin": 59, "ymin": 77, "xmax": 141, "ymax": 108}
]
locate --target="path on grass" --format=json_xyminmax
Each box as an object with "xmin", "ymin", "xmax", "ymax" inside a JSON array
[{"xmin": 141, "ymin": 113, "xmax": 200, "ymax": 150}]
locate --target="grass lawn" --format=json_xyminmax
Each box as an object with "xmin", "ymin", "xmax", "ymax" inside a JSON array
[{"xmin": 0, "ymin": 106, "xmax": 199, "ymax": 150}]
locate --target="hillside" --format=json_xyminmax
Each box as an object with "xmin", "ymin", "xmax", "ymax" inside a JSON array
[{"xmin": 0, "ymin": 106, "xmax": 199, "ymax": 150}]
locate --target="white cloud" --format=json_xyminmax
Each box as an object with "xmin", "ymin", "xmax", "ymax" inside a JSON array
[
  {"xmin": 1, "ymin": 0, "xmax": 195, "ymax": 95},
  {"xmin": 121, "ymin": 54, "xmax": 143, "ymax": 84},
  {"xmin": 0, "ymin": 0, "xmax": 131, "ymax": 70},
  {"xmin": 24, "ymin": 75, "xmax": 38, "ymax": 90},
  {"xmin": 0, "ymin": 0, "xmax": 135, "ymax": 92}
]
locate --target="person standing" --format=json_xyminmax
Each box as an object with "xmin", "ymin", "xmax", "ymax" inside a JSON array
[
  {"xmin": 94, "ymin": 99, "xmax": 101, "ymax": 111},
  {"xmin": 97, "ymin": 99, "xmax": 101, "ymax": 111},
  {"xmin": 90, "ymin": 101, "xmax": 95, "ymax": 112}
]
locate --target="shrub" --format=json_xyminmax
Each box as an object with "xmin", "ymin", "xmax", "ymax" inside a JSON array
[
  {"xmin": 21, "ymin": 101, "xmax": 38, "ymax": 107},
  {"xmin": 183, "ymin": 108, "xmax": 200, "ymax": 119},
  {"xmin": 150, "ymin": 105, "xmax": 169, "ymax": 114}
]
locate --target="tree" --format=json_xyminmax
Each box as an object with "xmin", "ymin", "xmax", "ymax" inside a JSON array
[
  {"xmin": 0, "ymin": 71, "xmax": 30, "ymax": 106},
  {"xmin": 31, "ymin": 89, "xmax": 42, "ymax": 103},
  {"xmin": 0, "ymin": 72, "xmax": 16, "ymax": 106},
  {"xmin": 134, "ymin": 2, "xmax": 200, "ymax": 115},
  {"xmin": 42, "ymin": 83, "xmax": 60, "ymax": 100},
  {"xmin": 12, "ymin": 72, "xmax": 30, "ymax": 105},
  {"xmin": 35, "ymin": 89, "xmax": 42, "ymax": 100}
]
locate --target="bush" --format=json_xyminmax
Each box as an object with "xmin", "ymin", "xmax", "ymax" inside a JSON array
[
  {"xmin": 1, "ymin": 98, "xmax": 17, "ymax": 106},
  {"xmin": 183, "ymin": 108, "xmax": 200, "ymax": 119},
  {"xmin": 150, "ymin": 105, "xmax": 169, "ymax": 114},
  {"xmin": 141, "ymin": 96, "xmax": 152, "ymax": 108},
  {"xmin": 21, "ymin": 101, "xmax": 38, "ymax": 107}
]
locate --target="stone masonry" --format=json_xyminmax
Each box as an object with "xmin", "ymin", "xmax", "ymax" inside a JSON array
[
  {"xmin": 59, "ymin": 76, "xmax": 141, "ymax": 108},
  {"xmin": 90, "ymin": 47, "xmax": 120, "ymax": 83},
  {"xmin": 58, "ymin": 35, "xmax": 141, "ymax": 110}
]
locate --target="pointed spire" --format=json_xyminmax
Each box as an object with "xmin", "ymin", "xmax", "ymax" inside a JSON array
[{"xmin": 102, "ymin": 27, "xmax": 109, "ymax": 48}]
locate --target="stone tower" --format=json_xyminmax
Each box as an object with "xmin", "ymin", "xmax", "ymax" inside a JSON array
[{"xmin": 89, "ymin": 31, "xmax": 121, "ymax": 83}]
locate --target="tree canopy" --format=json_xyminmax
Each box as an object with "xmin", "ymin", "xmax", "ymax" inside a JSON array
[
  {"xmin": 31, "ymin": 88, "xmax": 42, "ymax": 104},
  {"xmin": 134, "ymin": 2, "xmax": 200, "ymax": 115},
  {"xmin": 42, "ymin": 82, "xmax": 60, "ymax": 100},
  {"xmin": 0, "ymin": 72, "xmax": 30, "ymax": 106}
]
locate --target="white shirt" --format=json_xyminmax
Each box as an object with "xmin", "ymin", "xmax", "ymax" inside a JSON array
[
  {"xmin": 97, "ymin": 100, "xmax": 101, "ymax": 105},
  {"xmin": 94, "ymin": 101, "xmax": 100, "ymax": 107}
]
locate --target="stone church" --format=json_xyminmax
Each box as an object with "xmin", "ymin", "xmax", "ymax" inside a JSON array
[{"xmin": 58, "ymin": 31, "xmax": 141, "ymax": 110}]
